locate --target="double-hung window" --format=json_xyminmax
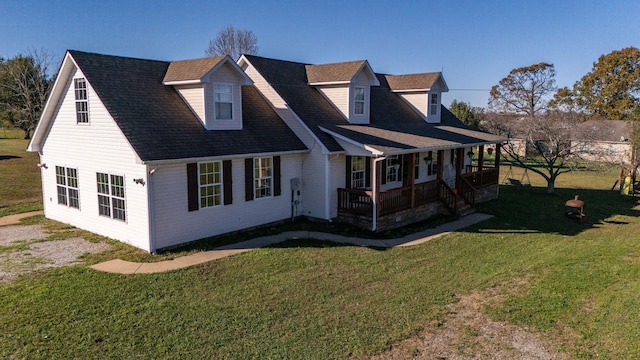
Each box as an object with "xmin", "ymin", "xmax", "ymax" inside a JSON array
[
  {"xmin": 429, "ymin": 93, "xmax": 439, "ymax": 116},
  {"xmin": 254, "ymin": 157, "xmax": 272, "ymax": 199},
  {"xmin": 214, "ymin": 83, "xmax": 233, "ymax": 120},
  {"xmin": 199, "ymin": 161, "xmax": 222, "ymax": 208},
  {"xmin": 74, "ymin": 78, "xmax": 89, "ymax": 123},
  {"xmin": 351, "ymin": 156, "xmax": 366, "ymax": 189},
  {"xmin": 56, "ymin": 166, "xmax": 79, "ymax": 208},
  {"xmin": 354, "ymin": 87, "xmax": 365, "ymax": 115},
  {"xmin": 96, "ymin": 172, "xmax": 126, "ymax": 221},
  {"xmin": 386, "ymin": 155, "xmax": 401, "ymax": 183}
]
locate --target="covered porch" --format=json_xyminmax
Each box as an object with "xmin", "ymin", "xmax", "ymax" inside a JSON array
[{"xmin": 337, "ymin": 145, "xmax": 501, "ymax": 231}]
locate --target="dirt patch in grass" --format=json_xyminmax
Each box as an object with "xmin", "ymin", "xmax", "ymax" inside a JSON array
[
  {"xmin": 0, "ymin": 225, "xmax": 111, "ymax": 283},
  {"xmin": 362, "ymin": 280, "xmax": 570, "ymax": 360}
]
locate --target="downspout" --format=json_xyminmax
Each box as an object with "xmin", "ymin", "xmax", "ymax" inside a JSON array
[
  {"xmin": 371, "ymin": 156, "xmax": 386, "ymax": 232},
  {"xmin": 147, "ymin": 165, "xmax": 159, "ymax": 254}
]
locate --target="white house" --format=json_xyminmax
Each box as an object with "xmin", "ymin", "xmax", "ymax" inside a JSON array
[{"xmin": 28, "ymin": 50, "xmax": 505, "ymax": 253}]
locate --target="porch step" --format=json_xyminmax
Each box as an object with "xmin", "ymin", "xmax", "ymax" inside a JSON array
[{"xmin": 456, "ymin": 203, "xmax": 475, "ymax": 218}]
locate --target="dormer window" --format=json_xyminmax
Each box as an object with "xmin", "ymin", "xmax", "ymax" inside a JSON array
[
  {"xmin": 430, "ymin": 93, "xmax": 439, "ymax": 116},
  {"xmin": 214, "ymin": 83, "xmax": 233, "ymax": 120},
  {"xmin": 354, "ymin": 87, "xmax": 365, "ymax": 115}
]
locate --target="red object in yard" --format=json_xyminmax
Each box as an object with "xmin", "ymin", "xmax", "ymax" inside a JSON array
[{"xmin": 565, "ymin": 195, "xmax": 585, "ymax": 220}]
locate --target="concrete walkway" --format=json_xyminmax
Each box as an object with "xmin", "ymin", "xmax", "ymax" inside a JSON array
[{"xmin": 90, "ymin": 213, "xmax": 493, "ymax": 274}]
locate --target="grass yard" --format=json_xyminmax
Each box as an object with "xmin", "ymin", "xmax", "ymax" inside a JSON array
[
  {"xmin": 0, "ymin": 130, "xmax": 43, "ymax": 216},
  {"xmin": 1, "ymin": 153, "xmax": 640, "ymax": 358}
]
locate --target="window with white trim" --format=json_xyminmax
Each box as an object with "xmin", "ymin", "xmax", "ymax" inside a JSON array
[
  {"xmin": 430, "ymin": 93, "xmax": 439, "ymax": 116},
  {"xmin": 254, "ymin": 157, "xmax": 272, "ymax": 198},
  {"xmin": 96, "ymin": 172, "xmax": 126, "ymax": 221},
  {"xmin": 214, "ymin": 83, "xmax": 233, "ymax": 120},
  {"xmin": 199, "ymin": 161, "xmax": 222, "ymax": 208},
  {"xmin": 386, "ymin": 155, "xmax": 401, "ymax": 183},
  {"xmin": 56, "ymin": 166, "xmax": 79, "ymax": 208},
  {"xmin": 351, "ymin": 156, "xmax": 366, "ymax": 188},
  {"xmin": 414, "ymin": 154, "xmax": 420, "ymax": 180},
  {"xmin": 354, "ymin": 87, "xmax": 365, "ymax": 115},
  {"xmin": 74, "ymin": 78, "xmax": 89, "ymax": 123}
]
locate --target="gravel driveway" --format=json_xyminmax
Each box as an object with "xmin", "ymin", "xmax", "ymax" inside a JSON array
[{"xmin": 0, "ymin": 224, "xmax": 111, "ymax": 283}]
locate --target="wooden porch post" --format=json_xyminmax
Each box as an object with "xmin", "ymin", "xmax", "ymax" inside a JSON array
[
  {"xmin": 374, "ymin": 158, "xmax": 381, "ymax": 225},
  {"xmin": 478, "ymin": 145, "xmax": 485, "ymax": 171},
  {"xmin": 494, "ymin": 144, "xmax": 501, "ymax": 168},
  {"xmin": 437, "ymin": 150, "xmax": 444, "ymax": 182},
  {"xmin": 456, "ymin": 148, "xmax": 464, "ymax": 191},
  {"xmin": 408, "ymin": 153, "xmax": 416, "ymax": 208}
]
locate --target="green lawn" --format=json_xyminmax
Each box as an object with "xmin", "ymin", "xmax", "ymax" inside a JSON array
[
  {"xmin": 0, "ymin": 131, "xmax": 43, "ymax": 216},
  {"xmin": 2, "ymin": 147, "xmax": 640, "ymax": 358}
]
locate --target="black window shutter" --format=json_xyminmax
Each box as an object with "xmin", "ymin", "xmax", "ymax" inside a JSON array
[
  {"xmin": 187, "ymin": 163, "xmax": 199, "ymax": 211},
  {"xmin": 245, "ymin": 158, "xmax": 253, "ymax": 201},
  {"xmin": 381, "ymin": 159, "xmax": 387, "ymax": 185},
  {"xmin": 223, "ymin": 160, "xmax": 232, "ymax": 205},
  {"xmin": 365, "ymin": 157, "xmax": 371, "ymax": 188},
  {"xmin": 273, "ymin": 156, "xmax": 281, "ymax": 196},
  {"xmin": 345, "ymin": 156, "xmax": 352, "ymax": 189}
]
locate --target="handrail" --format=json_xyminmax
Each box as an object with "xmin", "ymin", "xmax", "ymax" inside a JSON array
[
  {"xmin": 459, "ymin": 176, "xmax": 476, "ymax": 208},
  {"xmin": 438, "ymin": 180, "xmax": 457, "ymax": 215}
]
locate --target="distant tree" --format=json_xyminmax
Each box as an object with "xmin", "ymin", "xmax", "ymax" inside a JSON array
[
  {"xmin": 0, "ymin": 49, "xmax": 54, "ymax": 139},
  {"xmin": 571, "ymin": 47, "xmax": 640, "ymax": 120},
  {"xmin": 205, "ymin": 25, "xmax": 258, "ymax": 60},
  {"xmin": 449, "ymin": 99, "xmax": 483, "ymax": 127},
  {"xmin": 489, "ymin": 62, "xmax": 556, "ymax": 117}
]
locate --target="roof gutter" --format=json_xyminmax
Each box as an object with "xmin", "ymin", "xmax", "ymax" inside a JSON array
[{"xmin": 141, "ymin": 149, "xmax": 309, "ymax": 166}]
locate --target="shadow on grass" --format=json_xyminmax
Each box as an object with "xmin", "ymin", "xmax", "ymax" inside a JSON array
[
  {"xmin": 472, "ymin": 184, "xmax": 639, "ymax": 236},
  {"xmin": 0, "ymin": 155, "xmax": 21, "ymax": 160}
]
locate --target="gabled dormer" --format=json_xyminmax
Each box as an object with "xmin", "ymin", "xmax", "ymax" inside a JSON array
[
  {"xmin": 163, "ymin": 55, "xmax": 252, "ymax": 130},
  {"xmin": 386, "ymin": 73, "xmax": 448, "ymax": 123},
  {"xmin": 306, "ymin": 60, "xmax": 379, "ymax": 124}
]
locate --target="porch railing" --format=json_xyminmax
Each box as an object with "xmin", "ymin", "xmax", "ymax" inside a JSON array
[
  {"xmin": 459, "ymin": 176, "xmax": 476, "ymax": 208},
  {"xmin": 438, "ymin": 180, "xmax": 458, "ymax": 214},
  {"xmin": 462, "ymin": 166, "xmax": 499, "ymax": 188},
  {"xmin": 337, "ymin": 188, "xmax": 372, "ymax": 216},
  {"xmin": 338, "ymin": 180, "xmax": 439, "ymax": 217}
]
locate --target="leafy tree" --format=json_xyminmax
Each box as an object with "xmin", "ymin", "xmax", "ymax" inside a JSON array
[
  {"xmin": 449, "ymin": 99, "xmax": 483, "ymax": 127},
  {"xmin": 571, "ymin": 47, "xmax": 640, "ymax": 120},
  {"xmin": 489, "ymin": 62, "xmax": 556, "ymax": 117},
  {"xmin": 205, "ymin": 25, "xmax": 258, "ymax": 60},
  {"xmin": 0, "ymin": 50, "xmax": 54, "ymax": 139}
]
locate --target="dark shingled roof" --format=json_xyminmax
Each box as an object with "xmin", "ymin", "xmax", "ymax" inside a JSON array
[
  {"xmin": 245, "ymin": 55, "xmax": 503, "ymax": 154},
  {"xmin": 305, "ymin": 60, "xmax": 367, "ymax": 83},
  {"xmin": 163, "ymin": 55, "xmax": 226, "ymax": 83},
  {"xmin": 69, "ymin": 50, "xmax": 307, "ymax": 162},
  {"xmin": 385, "ymin": 73, "xmax": 441, "ymax": 91}
]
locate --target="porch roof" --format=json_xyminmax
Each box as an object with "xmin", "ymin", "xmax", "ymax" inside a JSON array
[{"xmin": 319, "ymin": 123, "xmax": 505, "ymax": 155}]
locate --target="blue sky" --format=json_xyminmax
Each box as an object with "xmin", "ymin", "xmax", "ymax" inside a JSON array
[{"xmin": 1, "ymin": 0, "xmax": 638, "ymax": 108}]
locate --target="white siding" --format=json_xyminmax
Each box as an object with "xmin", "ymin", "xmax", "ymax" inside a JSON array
[
  {"xmin": 175, "ymin": 85, "xmax": 205, "ymax": 123},
  {"xmin": 316, "ymin": 85, "xmax": 349, "ymax": 120},
  {"xmin": 151, "ymin": 154, "xmax": 304, "ymax": 249},
  {"xmin": 399, "ymin": 92, "xmax": 428, "ymax": 120},
  {"xmin": 242, "ymin": 61, "xmax": 331, "ymax": 220},
  {"xmin": 204, "ymin": 63, "xmax": 244, "ymax": 130},
  {"xmin": 39, "ymin": 68, "xmax": 151, "ymax": 251},
  {"xmin": 327, "ymin": 154, "xmax": 346, "ymax": 219}
]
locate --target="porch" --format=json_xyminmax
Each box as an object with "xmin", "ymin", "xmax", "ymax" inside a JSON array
[{"xmin": 337, "ymin": 146, "xmax": 501, "ymax": 231}]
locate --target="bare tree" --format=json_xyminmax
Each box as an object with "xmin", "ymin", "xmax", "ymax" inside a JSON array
[
  {"xmin": 0, "ymin": 49, "xmax": 55, "ymax": 139},
  {"xmin": 205, "ymin": 25, "xmax": 258, "ymax": 60},
  {"xmin": 485, "ymin": 62, "xmax": 597, "ymax": 194},
  {"xmin": 484, "ymin": 111, "xmax": 601, "ymax": 194}
]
